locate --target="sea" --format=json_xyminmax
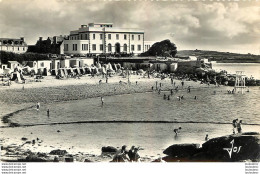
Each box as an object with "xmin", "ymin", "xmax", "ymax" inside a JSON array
[
  {"xmin": 212, "ymin": 63, "xmax": 260, "ymax": 79},
  {"xmin": 1, "ymin": 63, "xmax": 260, "ymax": 160}
]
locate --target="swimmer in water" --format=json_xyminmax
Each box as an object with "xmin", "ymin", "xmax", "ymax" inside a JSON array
[{"xmin": 173, "ymin": 127, "xmax": 182, "ymax": 135}]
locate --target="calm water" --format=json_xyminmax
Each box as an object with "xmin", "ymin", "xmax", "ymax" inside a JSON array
[
  {"xmin": 212, "ymin": 63, "xmax": 260, "ymax": 79},
  {"xmin": 5, "ymin": 86, "xmax": 260, "ymax": 158}
]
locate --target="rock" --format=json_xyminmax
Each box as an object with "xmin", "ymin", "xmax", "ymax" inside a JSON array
[
  {"xmin": 84, "ymin": 159, "xmax": 93, "ymax": 162},
  {"xmin": 49, "ymin": 149, "xmax": 68, "ymax": 156},
  {"xmin": 53, "ymin": 156, "xmax": 59, "ymax": 162},
  {"xmin": 65, "ymin": 157, "xmax": 74, "ymax": 162},
  {"xmin": 197, "ymin": 132, "xmax": 260, "ymax": 162},
  {"xmin": 24, "ymin": 154, "xmax": 48, "ymax": 162},
  {"xmin": 163, "ymin": 144, "xmax": 200, "ymax": 158},
  {"xmin": 21, "ymin": 137, "xmax": 28, "ymax": 141},
  {"xmin": 101, "ymin": 146, "xmax": 117, "ymax": 153}
]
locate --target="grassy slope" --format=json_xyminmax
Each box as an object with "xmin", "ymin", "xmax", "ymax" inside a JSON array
[{"xmin": 176, "ymin": 50, "xmax": 260, "ymax": 63}]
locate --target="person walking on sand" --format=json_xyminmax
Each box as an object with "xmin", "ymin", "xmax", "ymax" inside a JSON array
[
  {"xmin": 237, "ymin": 120, "xmax": 242, "ymax": 133},
  {"xmin": 181, "ymin": 80, "xmax": 184, "ymax": 88},
  {"xmin": 232, "ymin": 119, "xmax": 238, "ymax": 134},
  {"xmin": 36, "ymin": 102, "xmax": 40, "ymax": 111}
]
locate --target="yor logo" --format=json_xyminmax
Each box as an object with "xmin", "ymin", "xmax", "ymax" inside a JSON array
[{"xmin": 223, "ymin": 139, "xmax": 242, "ymax": 158}]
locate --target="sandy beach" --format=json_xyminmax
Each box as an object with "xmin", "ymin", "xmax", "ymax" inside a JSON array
[{"xmin": 1, "ymin": 74, "xmax": 258, "ymax": 162}]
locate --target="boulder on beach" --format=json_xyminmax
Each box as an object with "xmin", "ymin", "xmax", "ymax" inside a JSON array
[
  {"xmin": 197, "ymin": 132, "xmax": 260, "ymax": 162},
  {"xmin": 163, "ymin": 144, "xmax": 200, "ymax": 158},
  {"xmin": 163, "ymin": 132, "xmax": 260, "ymax": 162},
  {"xmin": 49, "ymin": 149, "xmax": 68, "ymax": 156},
  {"xmin": 101, "ymin": 146, "xmax": 117, "ymax": 153},
  {"xmin": 24, "ymin": 154, "xmax": 48, "ymax": 162}
]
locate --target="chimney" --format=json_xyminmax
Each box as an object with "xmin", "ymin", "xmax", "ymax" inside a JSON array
[
  {"xmin": 39, "ymin": 37, "xmax": 43, "ymax": 41},
  {"xmin": 20, "ymin": 37, "xmax": 24, "ymax": 41}
]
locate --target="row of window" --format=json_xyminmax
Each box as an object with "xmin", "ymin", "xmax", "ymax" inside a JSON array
[
  {"xmin": 65, "ymin": 44, "xmax": 142, "ymax": 51},
  {"xmin": 2, "ymin": 46, "xmax": 26, "ymax": 51},
  {"xmin": 71, "ymin": 34, "xmax": 142, "ymax": 41}
]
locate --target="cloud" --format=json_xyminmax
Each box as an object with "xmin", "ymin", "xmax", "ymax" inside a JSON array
[{"xmin": 0, "ymin": 0, "xmax": 260, "ymax": 54}]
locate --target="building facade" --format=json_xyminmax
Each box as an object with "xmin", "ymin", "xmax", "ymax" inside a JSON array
[
  {"xmin": 0, "ymin": 37, "xmax": 28, "ymax": 53},
  {"xmin": 63, "ymin": 23, "xmax": 147, "ymax": 55}
]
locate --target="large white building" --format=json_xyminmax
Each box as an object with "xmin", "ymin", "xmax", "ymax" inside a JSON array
[
  {"xmin": 0, "ymin": 37, "xmax": 28, "ymax": 53},
  {"xmin": 63, "ymin": 23, "xmax": 154, "ymax": 56}
]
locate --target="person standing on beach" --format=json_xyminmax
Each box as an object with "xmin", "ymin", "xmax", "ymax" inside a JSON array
[
  {"xmin": 36, "ymin": 102, "xmax": 40, "ymax": 111},
  {"xmin": 171, "ymin": 77, "xmax": 173, "ymax": 85},
  {"xmin": 173, "ymin": 81, "xmax": 176, "ymax": 87},
  {"xmin": 205, "ymin": 134, "xmax": 209, "ymax": 141},
  {"xmin": 156, "ymin": 81, "xmax": 158, "ymax": 90},
  {"xmin": 101, "ymin": 97, "xmax": 104, "ymax": 106},
  {"xmin": 47, "ymin": 109, "xmax": 50, "ymax": 117},
  {"xmin": 232, "ymin": 119, "xmax": 238, "ymax": 134},
  {"xmin": 168, "ymin": 95, "xmax": 170, "ymax": 100},
  {"xmin": 187, "ymin": 86, "xmax": 191, "ymax": 93},
  {"xmin": 194, "ymin": 96, "xmax": 197, "ymax": 100},
  {"xmin": 181, "ymin": 80, "xmax": 184, "ymax": 88},
  {"xmin": 170, "ymin": 89, "xmax": 173, "ymax": 95},
  {"xmin": 237, "ymin": 120, "xmax": 242, "ymax": 133}
]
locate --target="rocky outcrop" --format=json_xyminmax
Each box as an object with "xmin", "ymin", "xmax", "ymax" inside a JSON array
[
  {"xmin": 49, "ymin": 149, "xmax": 68, "ymax": 156},
  {"xmin": 163, "ymin": 132, "xmax": 260, "ymax": 162},
  {"xmin": 140, "ymin": 39, "xmax": 177, "ymax": 57},
  {"xmin": 101, "ymin": 146, "xmax": 117, "ymax": 153},
  {"xmin": 196, "ymin": 132, "xmax": 260, "ymax": 162},
  {"xmin": 163, "ymin": 144, "xmax": 200, "ymax": 158}
]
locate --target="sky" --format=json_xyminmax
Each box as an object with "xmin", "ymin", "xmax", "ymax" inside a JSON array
[{"xmin": 0, "ymin": 0, "xmax": 260, "ymax": 54}]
